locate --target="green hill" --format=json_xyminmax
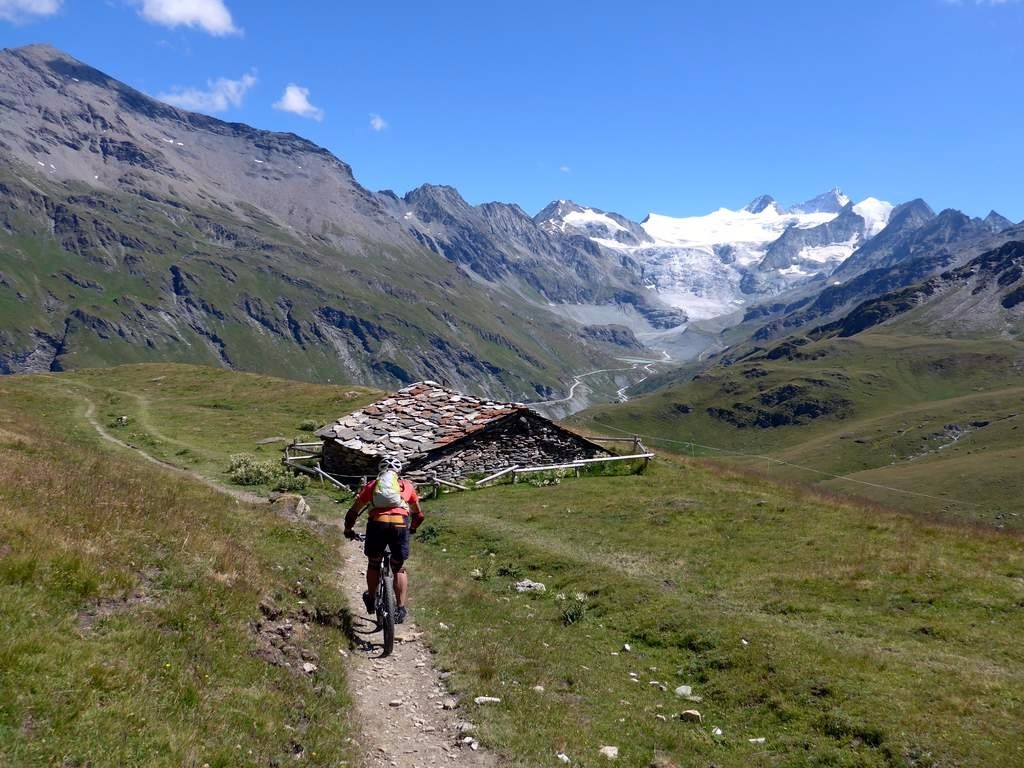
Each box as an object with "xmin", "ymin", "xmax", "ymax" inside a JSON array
[
  {"xmin": 3, "ymin": 364, "xmax": 1021, "ymax": 767},
  {"xmin": 576, "ymin": 331, "xmax": 1024, "ymax": 528}
]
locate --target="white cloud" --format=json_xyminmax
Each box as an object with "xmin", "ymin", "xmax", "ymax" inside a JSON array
[
  {"xmin": 273, "ymin": 84, "xmax": 324, "ymax": 121},
  {"xmin": 157, "ymin": 70, "xmax": 256, "ymax": 113},
  {"xmin": 0, "ymin": 0, "xmax": 61, "ymax": 22},
  {"xmin": 369, "ymin": 113, "xmax": 388, "ymax": 132},
  {"xmin": 559, "ymin": 165, "xmax": 571, "ymax": 174},
  {"xmin": 138, "ymin": 0, "xmax": 240, "ymax": 36}
]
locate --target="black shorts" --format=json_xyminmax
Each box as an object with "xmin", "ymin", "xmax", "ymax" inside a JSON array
[{"xmin": 364, "ymin": 520, "xmax": 411, "ymax": 565}]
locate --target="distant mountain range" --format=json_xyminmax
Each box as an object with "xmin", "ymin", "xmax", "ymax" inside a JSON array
[{"xmin": 0, "ymin": 43, "xmax": 1020, "ymax": 402}]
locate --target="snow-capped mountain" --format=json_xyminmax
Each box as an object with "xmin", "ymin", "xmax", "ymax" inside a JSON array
[
  {"xmin": 534, "ymin": 200, "xmax": 652, "ymax": 247},
  {"xmin": 538, "ymin": 189, "xmax": 894, "ymax": 321}
]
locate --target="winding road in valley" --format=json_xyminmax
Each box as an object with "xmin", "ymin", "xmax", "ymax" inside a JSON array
[{"xmin": 526, "ymin": 351, "xmax": 671, "ymax": 411}]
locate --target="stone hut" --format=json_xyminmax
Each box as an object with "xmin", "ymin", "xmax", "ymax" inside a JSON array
[{"xmin": 315, "ymin": 381, "xmax": 610, "ymax": 482}]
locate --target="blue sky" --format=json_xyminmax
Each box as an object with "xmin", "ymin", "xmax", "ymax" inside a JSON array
[{"xmin": 1, "ymin": 0, "xmax": 1023, "ymax": 220}]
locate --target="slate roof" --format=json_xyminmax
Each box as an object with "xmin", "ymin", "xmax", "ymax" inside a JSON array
[{"xmin": 315, "ymin": 381, "xmax": 527, "ymax": 461}]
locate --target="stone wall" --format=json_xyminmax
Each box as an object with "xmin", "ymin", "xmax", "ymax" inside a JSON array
[{"xmin": 321, "ymin": 440, "xmax": 381, "ymax": 482}]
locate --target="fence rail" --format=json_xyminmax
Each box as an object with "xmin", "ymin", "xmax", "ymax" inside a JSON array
[{"xmin": 280, "ymin": 436, "xmax": 653, "ymax": 496}]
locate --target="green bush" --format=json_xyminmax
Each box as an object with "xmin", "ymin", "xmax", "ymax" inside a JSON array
[
  {"xmin": 273, "ymin": 472, "xmax": 310, "ymax": 493},
  {"xmin": 227, "ymin": 455, "xmax": 280, "ymax": 486},
  {"xmin": 298, "ymin": 419, "xmax": 318, "ymax": 432}
]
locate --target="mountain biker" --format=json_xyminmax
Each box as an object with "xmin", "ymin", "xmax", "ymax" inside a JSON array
[{"xmin": 343, "ymin": 456, "xmax": 423, "ymax": 625}]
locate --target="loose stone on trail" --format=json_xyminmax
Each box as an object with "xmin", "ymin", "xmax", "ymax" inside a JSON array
[{"xmin": 473, "ymin": 696, "xmax": 501, "ymax": 705}]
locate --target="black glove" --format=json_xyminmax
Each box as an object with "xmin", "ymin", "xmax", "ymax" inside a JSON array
[{"xmin": 344, "ymin": 528, "xmax": 357, "ymax": 540}]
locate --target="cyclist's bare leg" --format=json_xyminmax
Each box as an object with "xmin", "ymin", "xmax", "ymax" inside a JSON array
[{"xmin": 394, "ymin": 565, "xmax": 408, "ymax": 607}]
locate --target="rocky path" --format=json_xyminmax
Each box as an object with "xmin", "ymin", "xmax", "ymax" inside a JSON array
[
  {"xmin": 336, "ymin": 543, "xmax": 498, "ymax": 768},
  {"xmin": 73, "ymin": 388, "xmax": 499, "ymax": 768}
]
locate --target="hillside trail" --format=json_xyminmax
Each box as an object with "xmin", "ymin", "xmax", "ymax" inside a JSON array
[{"xmin": 71, "ymin": 389, "xmax": 499, "ymax": 768}]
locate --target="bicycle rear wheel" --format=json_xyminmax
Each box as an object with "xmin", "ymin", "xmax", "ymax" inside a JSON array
[{"xmin": 378, "ymin": 561, "xmax": 397, "ymax": 657}]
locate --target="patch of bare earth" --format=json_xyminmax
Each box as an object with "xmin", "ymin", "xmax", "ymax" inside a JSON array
[{"xmin": 77, "ymin": 568, "xmax": 162, "ymax": 632}]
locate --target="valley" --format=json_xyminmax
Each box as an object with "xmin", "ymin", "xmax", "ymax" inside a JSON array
[
  {"xmin": 3, "ymin": 364, "xmax": 1021, "ymax": 767},
  {"xmin": 8, "ymin": 43, "xmax": 1020, "ymax": 413}
]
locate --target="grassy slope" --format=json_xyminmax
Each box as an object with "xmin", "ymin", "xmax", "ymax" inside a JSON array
[
  {"xmin": 0, "ymin": 371, "xmax": 362, "ymax": 767},
  {"xmin": 27, "ymin": 363, "xmax": 1024, "ymax": 768},
  {"xmin": 575, "ymin": 332, "xmax": 1024, "ymax": 527}
]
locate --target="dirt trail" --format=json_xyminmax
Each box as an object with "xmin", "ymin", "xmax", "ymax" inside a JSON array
[
  {"xmin": 337, "ymin": 543, "xmax": 498, "ymax": 768},
  {"xmin": 80, "ymin": 398, "xmax": 262, "ymax": 504},
  {"xmin": 74, "ymin": 390, "xmax": 498, "ymax": 768}
]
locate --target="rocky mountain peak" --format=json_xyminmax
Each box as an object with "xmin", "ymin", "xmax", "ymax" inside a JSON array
[
  {"xmin": 982, "ymin": 210, "xmax": 1013, "ymax": 233},
  {"xmin": 534, "ymin": 199, "xmax": 585, "ymax": 223},
  {"xmin": 789, "ymin": 187, "xmax": 850, "ymax": 214},
  {"xmin": 743, "ymin": 194, "xmax": 779, "ymax": 214},
  {"xmin": 403, "ymin": 183, "xmax": 473, "ymax": 212}
]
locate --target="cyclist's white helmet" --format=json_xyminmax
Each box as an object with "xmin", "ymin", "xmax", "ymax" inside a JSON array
[{"xmin": 379, "ymin": 456, "xmax": 403, "ymax": 473}]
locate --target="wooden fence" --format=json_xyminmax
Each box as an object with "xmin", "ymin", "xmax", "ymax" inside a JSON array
[{"xmin": 281, "ymin": 435, "xmax": 653, "ymax": 496}]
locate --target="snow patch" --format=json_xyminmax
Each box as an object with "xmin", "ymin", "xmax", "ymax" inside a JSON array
[
  {"xmin": 642, "ymin": 206, "xmax": 838, "ymax": 263},
  {"xmin": 798, "ymin": 239, "xmax": 859, "ymax": 265},
  {"xmin": 853, "ymin": 197, "xmax": 894, "ymax": 237},
  {"xmin": 563, "ymin": 209, "xmax": 626, "ymax": 234}
]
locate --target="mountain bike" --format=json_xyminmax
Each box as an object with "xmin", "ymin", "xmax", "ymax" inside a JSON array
[{"xmin": 350, "ymin": 532, "xmax": 397, "ymax": 657}]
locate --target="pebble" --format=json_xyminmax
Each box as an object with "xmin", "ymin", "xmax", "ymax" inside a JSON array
[
  {"xmin": 711, "ymin": 726, "xmax": 723, "ymax": 737},
  {"xmin": 679, "ymin": 710, "xmax": 703, "ymax": 723},
  {"xmin": 442, "ymin": 698, "xmax": 458, "ymax": 710},
  {"xmin": 674, "ymin": 685, "xmax": 692, "ymax": 697},
  {"xmin": 532, "ymin": 685, "xmax": 545, "ymax": 693},
  {"xmin": 301, "ymin": 662, "xmax": 317, "ymax": 674},
  {"xmin": 439, "ymin": 623, "xmax": 450, "ymax": 630},
  {"xmin": 556, "ymin": 753, "xmax": 571, "ymax": 764},
  {"xmin": 473, "ymin": 696, "xmax": 501, "ymax": 705},
  {"xmin": 749, "ymin": 737, "xmax": 766, "ymax": 744},
  {"xmin": 599, "ymin": 745, "xmax": 619, "ymax": 760},
  {"xmin": 622, "ymin": 643, "xmax": 632, "ymax": 652}
]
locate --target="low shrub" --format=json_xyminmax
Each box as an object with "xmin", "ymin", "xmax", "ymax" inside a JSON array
[
  {"xmin": 227, "ymin": 455, "xmax": 281, "ymax": 486},
  {"xmin": 273, "ymin": 472, "xmax": 310, "ymax": 492}
]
